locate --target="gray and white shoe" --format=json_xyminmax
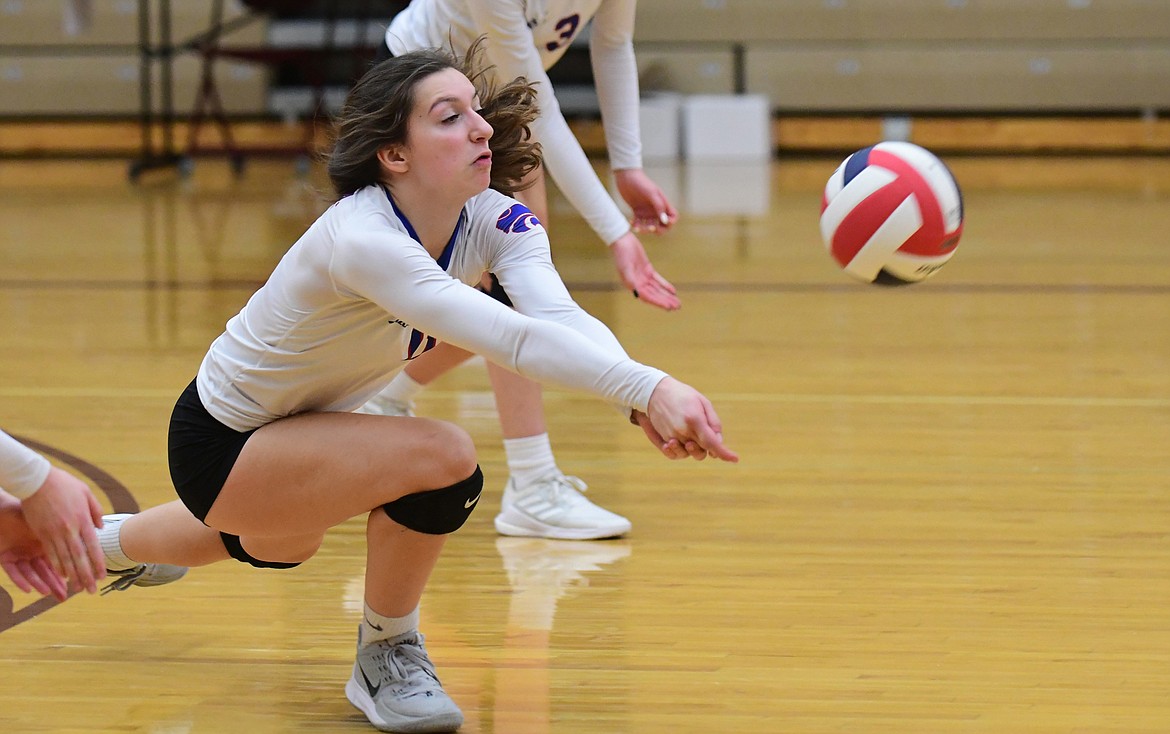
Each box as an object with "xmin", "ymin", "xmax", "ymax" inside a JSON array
[
  {"xmin": 346, "ymin": 630, "xmax": 464, "ymax": 733},
  {"xmin": 97, "ymin": 514, "xmax": 188, "ymax": 594}
]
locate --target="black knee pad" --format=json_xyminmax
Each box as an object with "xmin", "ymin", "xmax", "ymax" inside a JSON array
[
  {"xmin": 220, "ymin": 532, "xmax": 303, "ymax": 570},
  {"xmin": 382, "ymin": 465, "xmax": 484, "ymax": 535}
]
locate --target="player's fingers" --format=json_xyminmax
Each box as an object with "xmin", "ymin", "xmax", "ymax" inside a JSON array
[
  {"xmin": 650, "ymin": 270, "xmax": 678, "ymax": 295},
  {"xmin": 661, "ymin": 438, "xmax": 687, "ymax": 460},
  {"xmin": 43, "ymin": 544, "xmax": 65, "ymax": 580},
  {"xmin": 32, "ymin": 557, "xmax": 69, "ymax": 601},
  {"xmin": 638, "ymin": 276, "xmax": 680, "ymax": 306},
  {"xmin": 2, "ymin": 559, "xmax": 35, "ymax": 594},
  {"xmin": 49, "ymin": 539, "xmax": 79, "ymax": 593},
  {"xmin": 87, "ymin": 492, "xmax": 104, "ymax": 527},
  {"xmin": 663, "ymin": 201, "xmax": 680, "ymax": 225},
  {"xmin": 683, "ymin": 440, "xmax": 707, "ymax": 461},
  {"xmin": 702, "ymin": 434, "xmax": 739, "ymax": 463},
  {"xmin": 81, "ymin": 523, "xmax": 106, "ymax": 582},
  {"xmin": 700, "ymin": 398, "xmax": 724, "ymax": 437},
  {"xmin": 632, "ymin": 282, "xmax": 679, "ymax": 311},
  {"xmin": 689, "ymin": 412, "xmax": 738, "ymax": 462},
  {"xmin": 66, "ymin": 532, "xmax": 98, "ymax": 594}
]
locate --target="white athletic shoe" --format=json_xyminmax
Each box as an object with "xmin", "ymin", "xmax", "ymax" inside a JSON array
[
  {"xmin": 97, "ymin": 514, "xmax": 188, "ymax": 594},
  {"xmin": 493, "ymin": 473, "xmax": 632, "ymax": 540},
  {"xmin": 356, "ymin": 394, "xmax": 416, "ymax": 417},
  {"xmin": 346, "ymin": 630, "xmax": 464, "ymax": 733}
]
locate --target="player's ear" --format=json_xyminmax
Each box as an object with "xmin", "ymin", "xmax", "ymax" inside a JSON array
[{"xmin": 377, "ymin": 145, "xmax": 409, "ymax": 175}]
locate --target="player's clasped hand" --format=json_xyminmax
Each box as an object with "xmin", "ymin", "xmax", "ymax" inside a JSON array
[{"xmin": 635, "ymin": 378, "xmax": 739, "ymax": 463}]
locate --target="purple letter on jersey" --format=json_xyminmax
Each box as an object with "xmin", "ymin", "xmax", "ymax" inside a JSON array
[{"xmin": 496, "ymin": 203, "xmax": 541, "ymax": 234}]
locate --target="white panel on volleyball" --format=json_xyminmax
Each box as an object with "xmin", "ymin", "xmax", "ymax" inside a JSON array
[
  {"xmin": 820, "ymin": 165, "xmax": 917, "ymax": 283},
  {"xmin": 848, "ymin": 195, "xmax": 925, "ymax": 282}
]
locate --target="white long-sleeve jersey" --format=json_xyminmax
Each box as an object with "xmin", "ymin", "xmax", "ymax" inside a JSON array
[
  {"xmin": 0, "ymin": 429, "xmax": 51, "ymax": 500},
  {"xmin": 386, "ymin": 0, "xmax": 641, "ymax": 246},
  {"xmin": 196, "ymin": 186, "xmax": 666, "ymax": 432}
]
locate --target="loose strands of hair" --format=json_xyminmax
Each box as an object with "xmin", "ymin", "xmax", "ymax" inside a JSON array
[{"xmin": 327, "ymin": 38, "xmax": 542, "ymax": 199}]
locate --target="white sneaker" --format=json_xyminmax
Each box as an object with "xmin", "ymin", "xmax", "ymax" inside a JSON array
[
  {"xmin": 346, "ymin": 630, "xmax": 464, "ymax": 733},
  {"xmin": 97, "ymin": 514, "xmax": 188, "ymax": 594},
  {"xmin": 356, "ymin": 394, "xmax": 416, "ymax": 417},
  {"xmin": 494, "ymin": 473, "xmax": 632, "ymax": 540}
]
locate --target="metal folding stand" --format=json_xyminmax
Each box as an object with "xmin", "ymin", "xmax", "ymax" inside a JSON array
[{"xmin": 128, "ymin": 0, "xmax": 184, "ymax": 181}]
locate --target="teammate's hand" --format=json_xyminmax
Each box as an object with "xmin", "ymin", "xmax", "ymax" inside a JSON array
[
  {"xmin": 20, "ymin": 468, "xmax": 105, "ymax": 596},
  {"xmin": 0, "ymin": 492, "xmax": 70, "ymax": 601},
  {"xmin": 615, "ymin": 168, "xmax": 678, "ymax": 234},
  {"xmin": 610, "ymin": 232, "xmax": 680, "ymax": 311},
  {"xmin": 1, "ymin": 549, "xmax": 69, "ymax": 601}
]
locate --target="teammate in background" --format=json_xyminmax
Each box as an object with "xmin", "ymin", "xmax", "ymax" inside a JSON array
[
  {"xmin": 363, "ymin": 0, "xmax": 677, "ymax": 541},
  {"xmin": 0, "ymin": 429, "xmax": 104, "ymax": 600},
  {"xmin": 97, "ymin": 45, "xmax": 735, "ymax": 733}
]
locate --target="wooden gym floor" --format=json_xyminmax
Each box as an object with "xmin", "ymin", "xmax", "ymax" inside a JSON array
[{"xmin": 1, "ymin": 154, "xmax": 1169, "ymax": 733}]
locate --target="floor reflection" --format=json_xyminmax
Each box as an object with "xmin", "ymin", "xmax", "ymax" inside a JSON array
[{"xmin": 490, "ymin": 537, "xmax": 631, "ymax": 734}]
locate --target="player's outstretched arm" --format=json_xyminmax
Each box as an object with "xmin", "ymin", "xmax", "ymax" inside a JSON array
[{"xmin": 634, "ymin": 377, "xmax": 738, "ymax": 462}]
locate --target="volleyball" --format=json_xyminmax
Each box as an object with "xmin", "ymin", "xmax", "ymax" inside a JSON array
[{"xmin": 819, "ymin": 141, "xmax": 964, "ymax": 285}]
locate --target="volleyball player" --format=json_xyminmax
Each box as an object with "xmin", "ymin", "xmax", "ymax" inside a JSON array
[
  {"xmin": 98, "ymin": 45, "xmax": 735, "ymax": 733},
  {"xmin": 361, "ymin": 0, "xmax": 678, "ymax": 541}
]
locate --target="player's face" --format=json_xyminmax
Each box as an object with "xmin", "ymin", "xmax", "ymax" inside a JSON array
[{"xmin": 400, "ymin": 68, "xmax": 494, "ymax": 199}]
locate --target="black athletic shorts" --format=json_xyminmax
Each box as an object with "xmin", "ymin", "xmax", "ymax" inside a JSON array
[{"xmin": 168, "ymin": 379, "xmax": 257, "ymax": 523}]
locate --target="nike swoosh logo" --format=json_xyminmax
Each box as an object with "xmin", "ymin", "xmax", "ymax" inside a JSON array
[
  {"xmin": 464, "ymin": 492, "xmax": 482, "ymax": 509},
  {"xmin": 364, "ymin": 617, "xmax": 383, "ymax": 632},
  {"xmin": 359, "ymin": 662, "xmax": 381, "ymax": 697}
]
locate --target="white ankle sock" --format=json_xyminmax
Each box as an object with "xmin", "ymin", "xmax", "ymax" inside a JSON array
[
  {"xmin": 503, "ymin": 434, "xmax": 558, "ymax": 488},
  {"xmin": 360, "ymin": 603, "xmax": 420, "ymax": 647},
  {"xmin": 99, "ymin": 516, "xmax": 139, "ymax": 571},
  {"xmin": 378, "ymin": 371, "xmax": 426, "ymax": 406}
]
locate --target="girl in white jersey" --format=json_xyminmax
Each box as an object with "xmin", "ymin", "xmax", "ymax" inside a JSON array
[
  {"xmin": 96, "ymin": 44, "xmax": 735, "ymax": 733},
  {"xmin": 367, "ymin": 0, "xmax": 677, "ymax": 541}
]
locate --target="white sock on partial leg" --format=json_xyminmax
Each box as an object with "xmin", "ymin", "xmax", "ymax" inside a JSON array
[
  {"xmin": 503, "ymin": 433, "xmax": 558, "ymax": 488},
  {"xmin": 98, "ymin": 514, "xmax": 139, "ymax": 571},
  {"xmin": 378, "ymin": 371, "xmax": 426, "ymax": 406},
  {"xmin": 360, "ymin": 603, "xmax": 420, "ymax": 648}
]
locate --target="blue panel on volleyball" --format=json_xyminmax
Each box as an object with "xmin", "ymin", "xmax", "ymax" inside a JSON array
[{"xmin": 842, "ymin": 146, "xmax": 874, "ymax": 186}]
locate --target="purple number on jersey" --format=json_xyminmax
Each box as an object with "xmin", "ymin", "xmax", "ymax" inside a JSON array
[{"xmin": 544, "ymin": 14, "xmax": 581, "ymax": 52}]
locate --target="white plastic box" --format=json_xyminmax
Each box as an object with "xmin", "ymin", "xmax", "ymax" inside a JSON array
[{"xmin": 681, "ymin": 94, "xmax": 772, "ymax": 162}]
